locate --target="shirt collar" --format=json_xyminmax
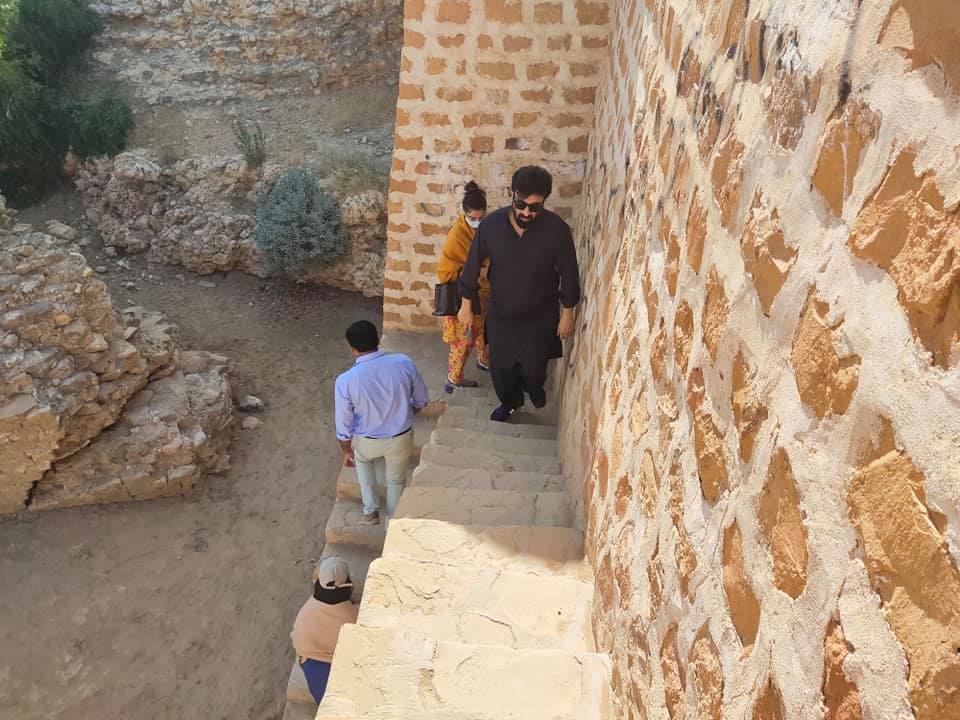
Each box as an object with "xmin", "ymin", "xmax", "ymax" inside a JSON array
[{"xmin": 354, "ymin": 350, "xmax": 385, "ymax": 365}]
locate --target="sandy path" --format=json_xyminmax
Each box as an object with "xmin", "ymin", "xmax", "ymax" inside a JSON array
[{"xmin": 0, "ymin": 245, "xmax": 381, "ymax": 720}]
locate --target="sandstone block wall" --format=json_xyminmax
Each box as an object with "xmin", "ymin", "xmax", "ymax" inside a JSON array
[
  {"xmin": 382, "ymin": 0, "xmax": 609, "ymax": 330},
  {"xmin": 558, "ymin": 1, "xmax": 960, "ymax": 719},
  {"xmin": 90, "ymin": 0, "xmax": 404, "ymax": 104},
  {"xmin": 77, "ymin": 151, "xmax": 388, "ymax": 297},
  {"xmin": 0, "ymin": 224, "xmax": 233, "ymax": 513}
]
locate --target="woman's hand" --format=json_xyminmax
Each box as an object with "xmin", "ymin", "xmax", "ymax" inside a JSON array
[{"xmin": 458, "ymin": 298, "xmax": 474, "ymax": 330}]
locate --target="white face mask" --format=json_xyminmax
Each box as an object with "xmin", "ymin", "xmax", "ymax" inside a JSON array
[{"xmin": 465, "ymin": 216, "xmax": 482, "ymax": 229}]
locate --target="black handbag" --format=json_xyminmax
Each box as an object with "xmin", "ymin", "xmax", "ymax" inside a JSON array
[{"xmin": 432, "ymin": 280, "xmax": 461, "ymax": 317}]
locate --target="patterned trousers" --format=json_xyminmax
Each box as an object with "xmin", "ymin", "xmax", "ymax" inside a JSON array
[{"xmin": 442, "ymin": 314, "xmax": 489, "ymax": 383}]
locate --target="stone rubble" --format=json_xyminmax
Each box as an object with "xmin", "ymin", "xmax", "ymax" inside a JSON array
[
  {"xmin": 0, "ymin": 223, "xmax": 234, "ymax": 513},
  {"xmin": 76, "ymin": 150, "xmax": 387, "ymax": 297}
]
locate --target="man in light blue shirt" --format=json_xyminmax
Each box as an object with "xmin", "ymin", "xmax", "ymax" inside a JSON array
[{"xmin": 334, "ymin": 321, "xmax": 429, "ymax": 525}]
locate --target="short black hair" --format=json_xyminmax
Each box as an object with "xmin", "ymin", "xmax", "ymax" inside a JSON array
[
  {"xmin": 511, "ymin": 165, "xmax": 553, "ymax": 199},
  {"xmin": 345, "ymin": 320, "xmax": 379, "ymax": 352}
]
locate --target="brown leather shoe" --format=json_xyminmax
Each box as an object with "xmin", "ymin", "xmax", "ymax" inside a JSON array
[{"xmin": 358, "ymin": 510, "xmax": 380, "ymax": 526}]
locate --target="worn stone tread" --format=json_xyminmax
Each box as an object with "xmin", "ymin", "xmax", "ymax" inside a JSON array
[
  {"xmin": 382, "ymin": 518, "xmax": 588, "ymax": 579},
  {"xmin": 420, "ymin": 443, "xmax": 563, "ymax": 474},
  {"xmin": 287, "ymin": 660, "xmax": 315, "ymax": 705},
  {"xmin": 437, "ymin": 413, "xmax": 557, "ymax": 438},
  {"xmin": 324, "ymin": 497, "xmax": 387, "ymax": 551},
  {"xmin": 442, "ymin": 402, "xmax": 558, "ymax": 425},
  {"xmin": 431, "ymin": 428, "xmax": 559, "ymax": 457},
  {"xmin": 358, "ymin": 556, "xmax": 595, "ymax": 651},
  {"xmin": 281, "ymin": 698, "xmax": 318, "ymax": 720},
  {"xmin": 394, "ymin": 486, "xmax": 572, "ymax": 527},
  {"xmin": 412, "ymin": 463, "xmax": 566, "ymax": 493},
  {"xmin": 316, "ymin": 626, "xmax": 612, "ymax": 720}
]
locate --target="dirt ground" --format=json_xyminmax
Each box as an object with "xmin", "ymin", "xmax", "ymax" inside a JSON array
[{"xmin": 0, "ymin": 199, "xmax": 382, "ymax": 719}]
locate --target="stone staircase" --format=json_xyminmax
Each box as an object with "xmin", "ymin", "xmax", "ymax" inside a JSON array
[{"xmin": 282, "ymin": 337, "xmax": 611, "ymax": 720}]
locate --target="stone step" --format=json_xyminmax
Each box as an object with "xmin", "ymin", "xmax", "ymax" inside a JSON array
[
  {"xmin": 412, "ymin": 463, "xmax": 566, "ymax": 493},
  {"xmin": 287, "ymin": 660, "xmax": 316, "ymax": 705},
  {"xmin": 316, "ymin": 626, "xmax": 612, "ymax": 720},
  {"xmin": 420, "ymin": 443, "xmax": 563, "ymax": 474},
  {"xmin": 445, "ymin": 390, "xmax": 557, "ymax": 412},
  {"xmin": 382, "ymin": 518, "xmax": 588, "ymax": 580},
  {"xmin": 395, "ymin": 486, "xmax": 573, "ymax": 528},
  {"xmin": 324, "ymin": 498, "xmax": 387, "ymax": 551},
  {"xmin": 282, "ymin": 699, "xmax": 317, "ymax": 720},
  {"xmin": 358, "ymin": 556, "xmax": 595, "ymax": 652},
  {"xmin": 431, "ymin": 428, "xmax": 559, "ymax": 458},
  {"xmin": 437, "ymin": 412, "xmax": 557, "ymax": 439},
  {"xmin": 320, "ymin": 542, "xmax": 377, "ymax": 601},
  {"xmin": 442, "ymin": 402, "xmax": 557, "ymax": 426}
]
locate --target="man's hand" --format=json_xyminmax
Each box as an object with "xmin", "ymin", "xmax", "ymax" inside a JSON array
[
  {"xmin": 557, "ymin": 307, "xmax": 576, "ymax": 339},
  {"xmin": 458, "ymin": 299, "xmax": 474, "ymax": 330},
  {"xmin": 339, "ymin": 439, "xmax": 355, "ymax": 467}
]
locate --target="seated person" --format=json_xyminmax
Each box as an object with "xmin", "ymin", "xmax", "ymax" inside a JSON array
[{"xmin": 290, "ymin": 556, "xmax": 358, "ymax": 703}]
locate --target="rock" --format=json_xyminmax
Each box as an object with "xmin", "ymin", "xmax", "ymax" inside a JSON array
[
  {"xmin": 95, "ymin": 265, "xmax": 108, "ymax": 273},
  {"xmin": 238, "ymin": 394, "xmax": 264, "ymax": 412},
  {"xmin": 198, "ymin": 280, "xmax": 217, "ymax": 288},
  {"xmin": 105, "ymin": 247, "xmax": 118, "ymax": 257},
  {"xmin": 242, "ymin": 415, "xmax": 262, "ymax": 430}
]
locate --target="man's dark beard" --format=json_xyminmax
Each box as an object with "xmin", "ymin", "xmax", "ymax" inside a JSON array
[{"xmin": 513, "ymin": 208, "xmax": 536, "ymax": 229}]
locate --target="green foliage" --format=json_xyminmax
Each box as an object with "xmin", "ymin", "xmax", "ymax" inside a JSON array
[
  {"xmin": 60, "ymin": 87, "xmax": 134, "ymax": 157},
  {"xmin": 232, "ymin": 119, "xmax": 267, "ymax": 168},
  {"xmin": 255, "ymin": 168, "xmax": 349, "ymax": 275},
  {"xmin": 0, "ymin": 0, "xmax": 132, "ymax": 206},
  {"xmin": 313, "ymin": 144, "xmax": 389, "ymax": 194}
]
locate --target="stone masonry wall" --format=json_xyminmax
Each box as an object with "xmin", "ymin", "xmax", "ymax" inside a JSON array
[
  {"xmin": 381, "ymin": 0, "xmax": 610, "ymax": 330},
  {"xmin": 90, "ymin": 0, "xmax": 404, "ymax": 104},
  {"xmin": 558, "ymin": 1, "xmax": 960, "ymax": 719}
]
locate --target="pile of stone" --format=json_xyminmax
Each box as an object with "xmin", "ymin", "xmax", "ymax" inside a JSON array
[
  {"xmin": 76, "ymin": 150, "xmax": 387, "ymax": 297},
  {"xmin": 0, "ymin": 223, "xmax": 233, "ymax": 513}
]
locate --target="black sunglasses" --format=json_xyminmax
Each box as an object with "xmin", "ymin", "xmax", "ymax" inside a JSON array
[{"xmin": 513, "ymin": 195, "xmax": 544, "ymax": 213}]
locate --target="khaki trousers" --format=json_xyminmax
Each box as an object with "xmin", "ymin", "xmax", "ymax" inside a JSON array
[{"xmin": 353, "ymin": 431, "xmax": 414, "ymax": 517}]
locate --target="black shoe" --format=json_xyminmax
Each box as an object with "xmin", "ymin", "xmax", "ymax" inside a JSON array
[
  {"xmin": 490, "ymin": 404, "xmax": 514, "ymax": 422},
  {"xmin": 528, "ymin": 386, "xmax": 547, "ymax": 409}
]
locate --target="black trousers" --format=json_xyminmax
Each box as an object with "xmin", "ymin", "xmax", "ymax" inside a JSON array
[{"xmin": 490, "ymin": 362, "xmax": 547, "ymax": 410}]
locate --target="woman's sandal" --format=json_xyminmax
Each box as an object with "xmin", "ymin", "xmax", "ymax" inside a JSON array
[{"xmin": 444, "ymin": 378, "xmax": 480, "ymax": 394}]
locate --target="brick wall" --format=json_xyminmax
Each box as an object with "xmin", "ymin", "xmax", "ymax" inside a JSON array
[
  {"xmin": 559, "ymin": 0, "xmax": 960, "ymax": 719},
  {"xmin": 382, "ymin": 0, "xmax": 610, "ymax": 330}
]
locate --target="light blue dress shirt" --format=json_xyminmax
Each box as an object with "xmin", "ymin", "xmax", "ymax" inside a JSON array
[{"xmin": 334, "ymin": 351, "xmax": 429, "ymax": 441}]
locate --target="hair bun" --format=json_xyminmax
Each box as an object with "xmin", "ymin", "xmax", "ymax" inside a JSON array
[{"xmin": 463, "ymin": 180, "xmax": 485, "ymax": 196}]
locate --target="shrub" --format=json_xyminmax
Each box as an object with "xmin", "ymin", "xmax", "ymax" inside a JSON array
[
  {"xmin": 60, "ymin": 87, "xmax": 135, "ymax": 157},
  {"xmin": 313, "ymin": 144, "xmax": 389, "ymax": 194},
  {"xmin": 255, "ymin": 168, "xmax": 349, "ymax": 275},
  {"xmin": 0, "ymin": 0, "xmax": 132, "ymax": 205},
  {"xmin": 232, "ymin": 119, "xmax": 267, "ymax": 168}
]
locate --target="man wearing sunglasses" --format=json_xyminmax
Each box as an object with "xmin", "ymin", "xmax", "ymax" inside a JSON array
[{"xmin": 457, "ymin": 166, "xmax": 580, "ymax": 422}]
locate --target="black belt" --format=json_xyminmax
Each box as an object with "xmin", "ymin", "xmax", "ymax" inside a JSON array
[{"xmin": 363, "ymin": 427, "xmax": 411, "ymax": 440}]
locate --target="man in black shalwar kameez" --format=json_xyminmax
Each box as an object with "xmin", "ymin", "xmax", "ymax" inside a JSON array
[{"xmin": 457, "ymin": 166, "xmax": 581, "ymax": 422}]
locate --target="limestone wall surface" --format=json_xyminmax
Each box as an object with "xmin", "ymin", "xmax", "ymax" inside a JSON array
[
  {"xmin": 90, "ymin": 0, "xmax": 404, "ymax": 104},
  {"xmin": 381, "ymin": 0, "xmax": 610, "ymax": 330},
  {"xmin": 557, "ymin": 1, "xmax": 960, "ymax": 719},
  {"xmin": 0, "ymin": 224, "xmax": 233, "ymax": 513}
]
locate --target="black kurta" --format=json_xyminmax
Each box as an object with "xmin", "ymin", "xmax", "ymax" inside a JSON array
[{"xmin": 459, "ymin": 206, "xmax": 581, "ymax": 373}]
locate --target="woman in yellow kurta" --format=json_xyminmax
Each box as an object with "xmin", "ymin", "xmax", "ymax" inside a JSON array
[{"xmin": 437, "ymin": 181, "xmax": 490, "ymax": 393}]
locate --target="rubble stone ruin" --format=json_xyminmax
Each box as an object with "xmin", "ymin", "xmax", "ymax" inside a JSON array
[{"xmin": 0, "ymin": 221, "xmax": 234, "ymax": 512}]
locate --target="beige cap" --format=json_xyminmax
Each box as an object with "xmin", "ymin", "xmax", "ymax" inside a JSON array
[{"xmin": 317, "ymin": 556, "xmax": 352, "ymax": 588}]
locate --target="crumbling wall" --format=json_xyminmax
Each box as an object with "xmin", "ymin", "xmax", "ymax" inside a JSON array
[
  {"xmin": 558, "ymin": 1, "xmax": 960, "ymax": 719},
  {"xmin": 0, "ymin": 224, "xmax": 233, "ymax": 513},
  {"xmin": 90, "ymin": 0, "xmax": 405, "ymax": 104},
  {"xmin": 77, "ymin": 151, "xmax": 388, "ymax": 297},
  {"xmin": 381, "ymin": 0, "xmax": 610, "ymax": 329}
]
